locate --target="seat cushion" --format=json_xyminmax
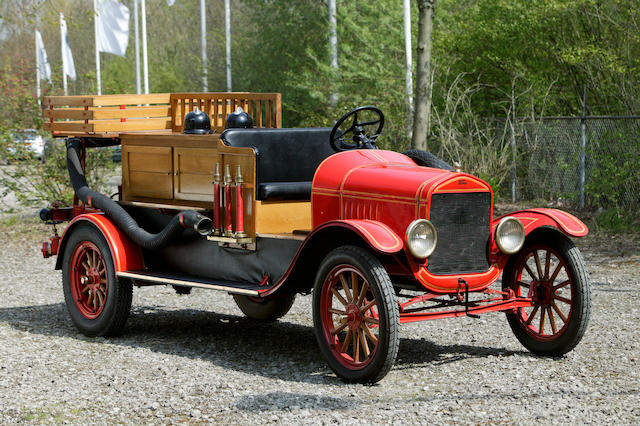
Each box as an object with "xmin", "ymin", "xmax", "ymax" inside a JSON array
[
  {"xmin": 221, "ymin": 128, "xmax": 335, "ymax": 200},
  {"xmin": 258, "ymin": 182, "xmax": 312, "ymax": 200}
]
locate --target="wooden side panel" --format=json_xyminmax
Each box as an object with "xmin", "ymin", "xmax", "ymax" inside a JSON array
[
  {"xmin": 255, "ymin": 201, "xmax": 312, "ymax": 234},
  {"xmin": 174, "ymin": 147, "xmax": 220, "ymax": 202},
  {"xmin": 122, "ymin": 145, "xmax": 173, "ymax": 199}
]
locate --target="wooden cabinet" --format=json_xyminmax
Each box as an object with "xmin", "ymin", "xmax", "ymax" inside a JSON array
[
  {"xmin": 173, "ymin": 147, "xmax": 220, "ymax": 202},
  {"xmin": 121, "ymin": 134, "xmax": 222, "ymax": 207}
]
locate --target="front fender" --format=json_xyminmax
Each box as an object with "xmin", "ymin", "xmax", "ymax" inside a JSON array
[
  {"xmin": 494, "ymin": 208, "xmax": 588, "ymax": 238},
  {"xmin": 323, "ymin": 219, "xmax": 404, "ymax": 253},
  {"xmin": 55, "ymin": 213, "xmax": 145, "ymax": 272}
]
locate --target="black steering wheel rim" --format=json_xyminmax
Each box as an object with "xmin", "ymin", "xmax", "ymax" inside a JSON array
[{"xmin": 329, "ymin": 106, "xmax": 385, "ymax": 152}]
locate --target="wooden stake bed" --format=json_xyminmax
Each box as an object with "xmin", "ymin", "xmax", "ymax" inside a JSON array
[{"xmin": 43, "ymin": 92, "xmax": 281, "ymax": 138}]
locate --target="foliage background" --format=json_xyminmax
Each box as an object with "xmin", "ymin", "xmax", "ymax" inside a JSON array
[{"xmin": 0, "ymin": 0, "xmax": 638, "ymax": 223}]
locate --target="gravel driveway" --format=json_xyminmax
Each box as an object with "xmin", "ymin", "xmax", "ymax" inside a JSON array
[{"xmin": 0, "ymin": 220, "xmax": 638, "ymax": 424}]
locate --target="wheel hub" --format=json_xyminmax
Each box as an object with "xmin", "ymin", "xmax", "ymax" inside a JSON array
[
  {"xmin": 532, "ymin": 281, "xmax": 552, "ymax": 305},
  {"xmin": 346, "ymin": 304, "xmax": 362, "ymax": 330}
]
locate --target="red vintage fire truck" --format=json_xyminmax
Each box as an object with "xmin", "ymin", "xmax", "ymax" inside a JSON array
[{"xmin": 40, "ymin": 93, "xmax": 590, "ymax": 383}]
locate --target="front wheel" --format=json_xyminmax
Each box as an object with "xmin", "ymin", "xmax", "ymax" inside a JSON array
[
  {"xmin": 313, "ymin": 246, "xmax": 399, "ymax": 383},
  {"xmin": 503, "ymin": 232, "xmax": 590, "ymax": 356},
  {"xmin": 62, "ymin": 224, "xmax": 132, "ymax": 337}
]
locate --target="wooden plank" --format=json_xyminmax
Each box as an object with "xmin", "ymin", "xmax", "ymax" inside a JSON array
[
  {"xmin": 44, "ymin": 96, "xmax": 95, "ymax": 107},
  {"xmin": 44, "ymin": 93, "xmax": 170, "ymax": 107},
  {"xmin": 275, "ymin": 93, "xmax": 282, "ymax": 128},
  {"xmin": 44, "ymin": 108, "xmax": 92, "ymax": 120},
  {"xmin": 44, "ymin": 121, "xmax": 94, "ymax": 132},
  {"xmin": 44, "ymin": 106, "xmax": 171, "ymax": 120},
  {"xmin": 91, "ymin": 118, "xmax": 172, "ymax": 132},
  {"xmin": 255, "ymin": 201, "xmax": 311, "ymax": 234}
]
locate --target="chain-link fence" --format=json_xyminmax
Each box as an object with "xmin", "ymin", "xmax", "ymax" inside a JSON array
[{"xmin": 505, "ymin": 116, "xmax": 640, "ymax": 211}]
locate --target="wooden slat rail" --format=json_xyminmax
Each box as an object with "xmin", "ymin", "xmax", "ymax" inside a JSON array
[
  {"xmin": 43, "ymin": 93, "xmax": 172, "ymax": 136},
  {"xmin": 43, "ymin": 92, "xmax": 282, "ymax": 137},
  {"xmin": 170, "ymin": 92, "xmax": 282, "ymax": 133}
]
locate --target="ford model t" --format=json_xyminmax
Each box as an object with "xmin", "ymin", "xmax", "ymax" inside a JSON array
[{"xmin": 40, "ymin": 92, "xmax": 590, "ymax": 383}]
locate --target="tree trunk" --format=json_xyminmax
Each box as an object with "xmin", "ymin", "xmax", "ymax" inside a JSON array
[{"xmin": 411, "ymin": 0, "xmax": 435, "ymax": 151}]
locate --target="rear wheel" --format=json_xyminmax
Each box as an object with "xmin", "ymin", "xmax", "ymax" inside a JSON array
[
  {"xmin": 233, "ymin": 294, "xmax": 296, "ymax": 321},
  {"xmin": 503, "ymin": 232, "xmax": 590, "ymax": 356},
  {"xmin": 62, "ymin": 225, "xmax": 132, "ymax": 337},
  {"xmin": 313, "ymin": 246, "xmax": 399, "ymax": 383}
]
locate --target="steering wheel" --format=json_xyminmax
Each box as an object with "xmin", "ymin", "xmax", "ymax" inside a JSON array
[{"xmin": 329, "ymin": 106, "xmax": 385, "ymax": 152}]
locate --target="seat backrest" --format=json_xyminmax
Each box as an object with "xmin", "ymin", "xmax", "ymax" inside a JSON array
[{"xmin": 220, "ymin": 128, "xmax": 335, "ymax": 200}]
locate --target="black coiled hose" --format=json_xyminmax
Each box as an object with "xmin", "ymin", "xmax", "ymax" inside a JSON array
[{"xmin": 66, "ymin": 138, "xmax": 212, "ymax": 250}]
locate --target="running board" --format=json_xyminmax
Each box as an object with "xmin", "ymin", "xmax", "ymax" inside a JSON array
[{"xmin": 116, "ymin": 271, "xmax": 264, "ymax": 296}]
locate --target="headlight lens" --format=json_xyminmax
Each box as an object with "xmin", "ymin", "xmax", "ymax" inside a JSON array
[
  {"xmin": 495, "ymin": 217, "xmax": 525, "ymax": 254},
  {"xmin": 405, "ymin": 219, "xmax": 437, "ymax": 259}
]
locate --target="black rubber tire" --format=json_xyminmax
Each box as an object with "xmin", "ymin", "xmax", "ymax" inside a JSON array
[
  {"xmin": 312, "ymin": 246, "xmax": 399, "ymax": 383},
  {"xmin": 402, "ymin": 149, "xmax": 454, "ymax": 171},
  {"xmin": 502, "ymin": 232, "xmax": 590, "ymax": 356},
  {"xmin": 62, "ymin": 224, "xmax": 132, "ymax": 337},
  {"xmin": 233, "ymin": 293, "xmax": 296, "ymax": 321}
]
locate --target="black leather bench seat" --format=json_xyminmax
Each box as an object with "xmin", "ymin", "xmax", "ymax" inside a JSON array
[{"xmin": 220, "ymin": 128, "xmax": 335, "ymax": 201}]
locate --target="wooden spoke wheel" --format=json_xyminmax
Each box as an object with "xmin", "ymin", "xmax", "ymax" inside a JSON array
[
  {"xmin": 313, "ymin": 246, "xmax": 399, "ymax": 383},
  {"xmin": 62, "ymin": 225, "xmax": 132, "ymax": 337},
  {"xmin": 503, "ymin": 232, "xmax": 590, "ymax": 356}
]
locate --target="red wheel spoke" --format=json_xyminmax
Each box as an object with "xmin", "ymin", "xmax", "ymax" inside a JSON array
[
  {"xmin": 544, "ymin": 250, "xmax": 551, "ymax": 280},
  {"xmin": 328, "ymin": 308, "xmax": 346, "ymax": 316},
  {"xmin": 331, "ymin": 287, "xmax": 349, "ymax": 307},
  {"xmin": 553, "ymin": 280, "xmax": 570, "ymax": 291},
  {"xmin": 356, "ymin": 282, "xmax": 368, "ymax": 306},
  {"xmin": 81, "ymin": 284, "xmax": 90, "ymax": 293},
  {"xmin": 549, "ymin": 262, "xmax": 563, "ymax": 284},
  {"xmin": 82, "ymin": 261, "xmax": 91, "ymax": 272},
  {"xmin": 554, "ymin": 295, "xmax": 572, "ymax": 305},
  {"xmin": 539, "ymin": 306, "xmax": 546, "ymax": 334},
  {"xmin": 517, "ymin": 280, "xmax": 531, "ymax": 289},
  {"xmin": 361, "ymin": 299, "xmax": 376, "ymax": 314},
  {"xmin": 97, "ymin": 291, "xmax": 104, "ymax": 308},
  {"xmin": 359, "ymin": 328, "xmax": 370, "ymax": 358},
  {"xmin": 525, "ymin": 305, "xmax": 539, "ymax": 325},
  {"xmin": 523, "ymin": 263, "xmax": 538, "ymax": 281},
  {"xmin": 534, "ymin": 250, "xmax": 544, "ymax": 282},
  {"xmin": 548, "ymin": 306, "xmax": 557, "ymax": 334},
  {"xmin": 551, "ymin": 301, "xmax": 568, "ymax": 323},
  {"xmin": 341, "ymin": 330, "xmax": 352, "ymax": 353},
  {"xmin": 351, "ymin": 272, "xmax": 359, "ymax": 305}
]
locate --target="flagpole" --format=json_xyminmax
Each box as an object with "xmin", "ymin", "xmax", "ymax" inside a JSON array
[
  {"xmin": 94, "ymin": 0, "xmax": 101, "ymax": 95},
  {"xmin": 60, "ymin": 13, "xmax": 68, "ymax": 96},
  {"xmin": 200, "ymin": 0, "xmax": 207, "ymax": 92},
  {"xmin": 403, "ymin": 0, "xmax": 413, "ymax": 139},
  {"xmin": 225, "ymin": 0, "xmax": 231, "ymax": 92},
  {"xmin": 134, "ymin": 0, "xmax": 141, "ymax": 94},
  {"xmin": 35, "ymin": 30, "xmax": 41, "ymax": 106},
  {"xmin": 141, "ymin": 0, "xmax": 149, "ymax": 94}
]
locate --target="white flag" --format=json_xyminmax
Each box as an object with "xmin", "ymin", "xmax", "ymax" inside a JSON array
[
  {"xmin": 96, "ymin": 0, "xmax": 130, "ymax": 57},
  {"xmin": 60, "ymin": 14, "xmax": 77, "ymax": 81},
  {"xmin": 35, "ymin": 30, "xmax": 52, "ymax": 83},
  {"xmin": 167, "ymin": 0, "xmax": 176, "ymax": 5}
]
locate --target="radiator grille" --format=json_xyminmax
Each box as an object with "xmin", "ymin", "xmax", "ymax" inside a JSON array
[{"xmin": 427, "ymin": 192, "xmax": 491, "ymax": 275}]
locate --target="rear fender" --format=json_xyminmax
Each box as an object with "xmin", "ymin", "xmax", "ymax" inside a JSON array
[
  {"xmin": 55, "ymin": 213, "xmax": 144, "ymax": 272},
  {"xmin": 260, "ymin": 220, "xmax": 404, "ymax": 296}
]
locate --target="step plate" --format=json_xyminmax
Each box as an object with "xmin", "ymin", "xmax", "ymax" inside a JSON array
[{"xmin": 116, "ymin": 270, "xmax": 264, "ymax": 296}]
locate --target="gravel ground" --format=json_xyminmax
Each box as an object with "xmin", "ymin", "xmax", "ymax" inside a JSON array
[{"xmin": 0, "ymin": 219, "xmax": 638, "ymax": 424}]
